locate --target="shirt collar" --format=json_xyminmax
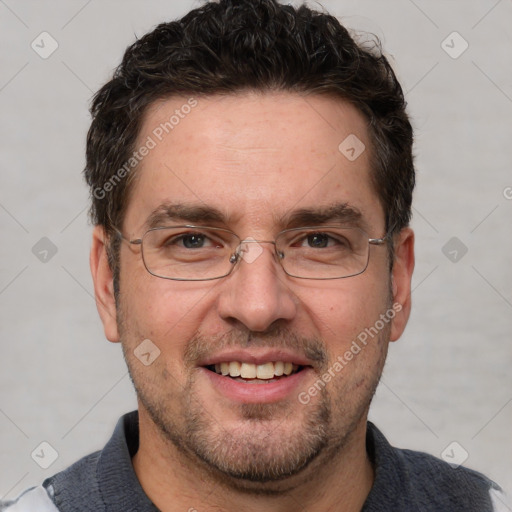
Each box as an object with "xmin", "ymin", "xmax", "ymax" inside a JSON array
[{"xmin": 97, "ymin": 410, "xmax": 158, "ymax": 512}]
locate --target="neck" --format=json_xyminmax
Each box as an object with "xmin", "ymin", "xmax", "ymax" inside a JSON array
[{"xmin": 132, "ymin": 408, "xmax": 374, "ymax": 512}]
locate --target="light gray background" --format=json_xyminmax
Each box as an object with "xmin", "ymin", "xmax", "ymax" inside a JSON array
[{"xmin": 1, "ymin": 0, "xmax": 511, "ymax": 503}]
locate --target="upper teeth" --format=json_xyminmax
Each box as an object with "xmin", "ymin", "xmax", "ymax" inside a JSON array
[{"xmin": 214, "ymin": 361, "xmax": 297, "ymax": 379}]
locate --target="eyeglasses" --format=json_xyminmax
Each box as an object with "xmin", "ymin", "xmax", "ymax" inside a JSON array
[{"xmin": 115, "ymin": 225, "xmax": 389, "ymax": 281}]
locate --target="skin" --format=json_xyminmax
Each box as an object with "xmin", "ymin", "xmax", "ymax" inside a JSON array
[{"xmin": 90, "ymin": 92, "xmax": 414, "ymax": 512}]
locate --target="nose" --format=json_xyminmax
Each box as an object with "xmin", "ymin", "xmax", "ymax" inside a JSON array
[{"xmin": 216, "ymin": 241, "xmax": 297, "ymax": 332}]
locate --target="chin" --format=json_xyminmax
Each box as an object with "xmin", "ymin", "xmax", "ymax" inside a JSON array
[{"xmin": 139, "ymin": 383, "xmax": 332, "ymax": 487}]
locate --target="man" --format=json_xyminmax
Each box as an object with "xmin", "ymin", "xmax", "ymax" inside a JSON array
[{"xmin": 1, "ymin": 0, "xmax": 505, "ymax": 510}]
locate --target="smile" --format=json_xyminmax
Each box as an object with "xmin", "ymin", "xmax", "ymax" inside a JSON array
[
  {"xmin": 199, "ymin": 358, "xmax": 312, "ymax": 403},
  {"xmin": 206, "ymin": 361, "xmax": 303, "ymax": 383}
]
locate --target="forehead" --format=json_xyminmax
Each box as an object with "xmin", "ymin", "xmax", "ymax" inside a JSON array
[{"xmin": 124, "ymin": 92, "xmax": 384, "ymax": 235}]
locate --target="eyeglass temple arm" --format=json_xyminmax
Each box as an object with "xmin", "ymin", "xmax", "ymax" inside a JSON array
[
  {"xmin": 369, "ymin": 223, "xmax": 398, "ymax": 246},
  {"xmin": 113, "ymin": 228, "xmax": 142, "ymax": 246},
  {"xmin": 369, "ymin": 228, "xmax": 396, "ymax": 245}
]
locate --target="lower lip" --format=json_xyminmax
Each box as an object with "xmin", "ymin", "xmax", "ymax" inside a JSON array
[{"xmin": 200, "ymin": 367, "xmax": 313, "ymax": 404}]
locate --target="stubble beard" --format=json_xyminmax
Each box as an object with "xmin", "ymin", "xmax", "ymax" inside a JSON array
[{"xmin": 119, "ymin": 315, "xmax": 389, "ymax": 491}]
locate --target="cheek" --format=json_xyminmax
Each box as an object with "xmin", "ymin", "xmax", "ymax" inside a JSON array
[
  {"xmin": 296, "ymin": 276, "xmax": 390, "ymax": 349},
  {"xmin": 316, "ymin": 284, "xmax": 391, "ymax": 392},
  {"xmin": 119, "ymin": 268, "xmax": 217, "ymax": 355}
]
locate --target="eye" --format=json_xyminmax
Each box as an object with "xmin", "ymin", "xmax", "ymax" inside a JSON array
[
  {"xmin": 304, "ymin": 232, "xmax": 331, "ymax": 248},
  {"xmin": 297, "ymin": 232, "xmax": 350, "ymax": 249},
  {"xmin": 161, "ymin": 231, "xmax": 220, "ymax": 250},
  {"xmin": 179, "ymin": 233, "xmax": 209, "ymax": 249}
]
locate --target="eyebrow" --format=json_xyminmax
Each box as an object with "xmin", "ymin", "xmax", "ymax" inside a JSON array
[
  {"xmin": 145, "ymin": 203, "xmax": 227, "ymax": 230},
  {"xmin": 281, "ymin": 203, "xmax": 363, "ymax": 228},
  {"xmin": 143, "ymin": 201, "xmax": 364, "ymax": 231}
]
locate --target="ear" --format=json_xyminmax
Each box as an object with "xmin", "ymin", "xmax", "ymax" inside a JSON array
[
  {"xmin": 389, "ymin": 227, "xmax": 415, "ymax": 342},
  {"xmin": 90, "ymin": 226, "xmax": 120, "ymax": 343}
]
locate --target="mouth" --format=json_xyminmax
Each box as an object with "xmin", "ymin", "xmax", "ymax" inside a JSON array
[
  {"xmin": 198, "ymin": 353, "xmax": 314, "ymax": 403},
  {"xmin": 204, "ymin": 361, "xmax": 305, "ymax": 384}
]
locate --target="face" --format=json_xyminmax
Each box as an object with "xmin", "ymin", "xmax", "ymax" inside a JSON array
[{"xmin": 92, "ymin": 92, "xmax": 414, "ymax": 490}]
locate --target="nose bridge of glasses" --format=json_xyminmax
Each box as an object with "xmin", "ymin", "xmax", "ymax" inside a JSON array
[
  {"xmin": 239, "ymin": 238, "xmax": 276, "ymax": 246},
  {"xmin": 233, "ymin": 238, "xmax": 282, "ymax": 265}
]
